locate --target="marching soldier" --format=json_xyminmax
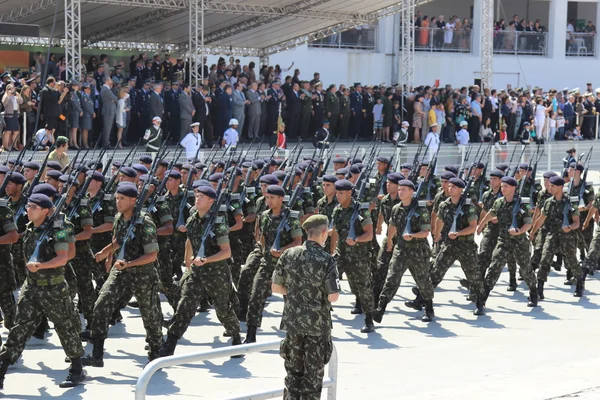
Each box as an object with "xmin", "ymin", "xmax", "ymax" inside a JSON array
[{"xmin": 0, "ymin": 188, "xmax": 19, "ymax": 331}]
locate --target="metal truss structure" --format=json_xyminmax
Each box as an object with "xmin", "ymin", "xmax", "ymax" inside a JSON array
[
  {"xmin": 64, "ymin": 0, "xmax": 82, "ymax": 81},
  {"xmin": 188, "ymin": 0, "xmax": 202, "ymax": 87},
  {"xmin": 481, "ymin": 0, "xmax": 494, "ymax": 89},
  {"xmin": 400, "ymin": 0, "xmax": 415, "ymax": 91}
]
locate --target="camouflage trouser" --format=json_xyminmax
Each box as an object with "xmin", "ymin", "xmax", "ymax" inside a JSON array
[
  {"xmin": 372, "ymin": 236, "xmax": 392, "ymax": 303},
  {"xmin": 0, "ymin": 280, "xmax": 84, "ymax": 363},
  {"xmin": 239, "ymin": 223, "xmax": 255, "ymax": 266},
  {"xmin": 477, "ymin": 229, "xmax": 499, "ymax": 274},
  {"xmin": 537, "ymin": 231, "xmax": 582, "ymax": 282},
  {"xmin": 170, "ymin": 234, "xmax": 187, "ymax": 279},
  {"xmin": 531, "ymin": 227, "xmax": 548, "ymax": 268},
  {"xmin": 246, "ymin": 259, "xmax": 275, "ymax": 327},
  {"xmin": 11, "ymin": 241, "xmax": 26, "ymax": 287},
  {"xmin": 484, "ymin": 237, "xmax": 537, "ymax": 298},
  {"xmin": 238, "ymin": 245, "xmax": 262, "ymax": 307},
  {"xmin": 90, "ymin": 265, "xmax": 163, "ymax": 354},
  {"xmin": 229, "ymin": 233, "xmax": 244, "ymax": 285},
  {"xmin": 334, "ymin": 248, "xmax": 374, "ymax": 315},
  {"xmin": 430, "ymin": 240, "xmax": 484, "ymax": 303},
  {"xmin": 280, "ymin": 333, "xmax": 333, "ymax": 400},
  {"xmin": 64, "ymin": 263, "xmax": 82, "ymax": 332},
  {"xmin": 583, "ymin": 228, "xmax": 600, "ymax": 272},
  {"xmin": 0, "ymin": 252, "xmax": 16, "ymax": 329},
  {"xmin": 577, "ymin": 221, "xmax": 594, "ymax": 260},
  {"xmin": 168, "ymin": 264, "xmax": 240, "ymax": 339},
  {"xmin": 71, "ymin": 247, "xmax": 98, "ymax": 325},
  {"xmin": 381, "ymin": 243, "xmax": 433, "ymax": 302},
  {"xmin": 157, "ymin": 247, "xmax": 181, "ymax": 308}
]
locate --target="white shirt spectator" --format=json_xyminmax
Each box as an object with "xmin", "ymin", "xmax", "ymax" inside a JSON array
[
  {"xmin": 424, "ymin": 131, "xmax": 440, "ymax": 162},
  {"xmin": 180, "ymin": 132, "xmax": 202, "ymax": 160},
  {"xmin": 567, "ymin": 23, "xmax": 575, "ymax": 33},
  {"xmin": 34, "ymin": 128, "xmax": 54, "ymax": 149},
  {"xmin": 223, "ymin": 127, "xmax": 239, "ymax": 147},
  {"xmin": 456, "ymin": 128, "xmax": 470, "ymax": 145}
]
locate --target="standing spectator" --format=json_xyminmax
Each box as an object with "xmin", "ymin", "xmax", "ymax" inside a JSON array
[
  {"xmin": 164, "ymin": 81, "xmax": 180, "ymax": 144},
  {"xmin": 2, "ymin": 84, "xmax": 23, "ymax": 151},
  {"xmin": 373, "ymin": 97, "xmax": 383, "ymax": 141},
  {"xmin": 456, "ymin": 120, "xmax": 470, "ymax": 146},
  {"xmin": 19, "ymin": 85, "xmax": 36, "ymax": 144},
  {"xmin": 149, "ymin": 82, "xmax": 164, "ymax": 124},
  {"xmin": 39, "ymin": 77, "xmax": 59, "ymax": 138},
  {"xmin": 469, "ymin": 92, "xmax": 482, "ymax": 142},
  {"xmin": 178, "ymin": 83, "xmax": 195, "ymax": 141},
  {"xmin": 56, "ymin": 81, "xmax": 69, "ymax": 138},
  {"xmin": 217, "ymin": 85, "xmax": 233, "ymax": 143},
  {"xmin": 412, "ymin": 94, "xmax": 425, "ymax": 143},
  {"xmin": 116, "ymin": 87, "xmax": 130, "ymax": 148},
  {"xmin": 222, "ymin": 118, "xmax": 239, "ymax": 148},
  {"xmin": 79, "ymin": 83, "xmax": 94, "ymax": 149},
  {"xmin": 245, "ymin": 81, "xmax": 261, "ymax": 140},
  {"xmin": 286, "ymin": 82, "xmax": 302, "ymax": 140},
  {"xmin": 232, "ymin": 82, "xmax": 248, "ymax": 136},
  {"xmin": 444, "ymin": 16, "xmax": 456, "ymax": 49},
  {"xmin": 100, "ymin": 77, "xmax": 117, "ymax": 148},
  {"xmin": 67, "ymin": 81, "xmax": 82, "ymax": 149},
  {"xmin": 419, "ymin": 16, "xmax": 430, "ymax": 47}
]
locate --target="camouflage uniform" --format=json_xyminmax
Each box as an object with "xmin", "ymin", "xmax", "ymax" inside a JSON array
[
  {"xmin": 430, "ymin": 198, "xmax": 484, "ymax": 304},
  {"xmin": 483, "ymin": 197, "xmax": 537, "ymax": 298},
  {"xmin": 430, "ymin": 189, "xmax": 448, "ymax": 259},
  {"xmin": 273, "ymin": 240, "xmax": 339, "ymax": 400},
  {"xmin": 531, "ymin": 188, "xmax": 553, "ymax": 268},
  {"xmin": 89, "ymin": 190, "xmax": 116, "ymax": 281},
  {"xmin": 381, "ymin": 201, "xmax": 433, "ymax": 303},
  {"xmin": 583, "ymin": 193, "xmax": 600, "ymax": 273},
  {"xmin": 331, "ymin": 199, "xmax": 375, "ymax": 316},
  {"xmin": 9, "ymin": 196, "xmax": 27, "ymax": 287},
  {"xmin": 227, "ymin": 191, "xmax": 244, "ymax": 284},
  {"xmin": 246, "ymin": 207, "xmax": 302, "ymax": 327},
  {"xmin": 316, "ymin": 194, "xmax": 337, "ymax": 252},
  {"xmin": 536, "ymin": 197, "xmax": 582, "ymax": 283},
  {"xmin": 569, "ymin": 181, "xmax": 595, "ymax": 260},
  {"xmin": 373, "ymin": 193, "xmax": 400, "ymax": 302},
  {"xmin": 0, "ymin": 201, "xmax": 17, "ymax": 329},
  {"xmin": 90, "ymin": 212, "xmax": 162, "ymax": 356},
  {"xmin": 167, "ymin": 210, "xmax": 240, "ymax": 339},
  {"xmin": 167, "ymin": 187, "xmax": 192, "ymax": 280},
  {"xmin": 238, "ymin": 181, "xmax": 258, "ymax": 266},
  {"xmin": 0, "ymin": 218, "xmax": 84, "ymax": 363}
]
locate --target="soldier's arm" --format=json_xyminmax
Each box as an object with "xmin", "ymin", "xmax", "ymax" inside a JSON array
[
  {"xmin": 184, "ymin": 239, "xmax": 193, "ymax": 269},
  {"xmin": 434, "ymin": 219, "xmax": 444, "ymax": 242},
  {"xmin": 229, "ymin": 212, "xmax": 244, "ymax": 232},
  {"xmin": 583, "ymin": 206, "xmax": 597, "ymax": 229},
  {"xmin": 325, "ymin": 257, "xmax": 340, "ymax": 303},
  {"xmin": 29, "ymin": 250, "xmax": 69, "ymax": 271},
  {"xmin": 75, "ymin": 223, "xmax": 93, "ymax": 241},
  {"xmin": 201, "ymin": 242, "xmax": 231, "ymax": 265},
  {"xmin": 477, "ymin": 211, "xmax": 494, "ymax": 234},
  {"xmin": 157, "ymin": 220, "xmax": 174, "ymax": 236},
  {"xmin": 455, "ymin": 218, "xmax": 477, "ymax": 237},
  {"xmin": 430, "ymin": 211, "xmax": 438, "ymax": 235},
  {"xmin": 376, "ymin": 211, "xmax": 384, "ymax": 235},
  {"xmin": 386, "ymin": 224, "xmax": 397, "ymax": 252},
  {"xmin": 354, "ymin": 222, "xmax": 373, "ymax": 244},
  {"xmin": 272, "ymin": 255, "xmax": 287, "ymax": 295},
  {"xmin": 330, "ymin": 228, "xmax": 338, "ymax": 255},
  {"xmin": 0, "ymin": 211, "xmax": 18, "ymax": 244},
  {"xmin": 92, "ymin": 221, "xmax": 113, "ymax": 234},
  {"xmin": 530, "ymin": 214, "xmax": 546, "ymax": 238},
  {"xmin": 568, "ymin": 214, "xmax": 580, "ymax": 231}
]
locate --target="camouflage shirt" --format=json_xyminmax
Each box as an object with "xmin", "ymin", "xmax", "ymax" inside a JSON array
[
  {"xmin": 332, "ymin": 199, "xmax": 372, "ymax": 254},
  {"xmin": 273, "ymin": 240, "xmax": 340, "ymax": 336},
  {"xmin": 432, "ymin": 190, "xmax": 449, "ymax": 214},
  {"xmin": 379, "ymin": 194, "xmax": 401, "ymax": 225},
  {"xmin": 437, "ymin": 198, "xmax": 478, "ymax": 241},
  {"xmin": 489, "ymin": 196, "xmax": 532, "ymax": 240},
  {"xmin": 255, "ymin": 195, "xmax": 268, "ymax": 216},
  {"xmin": 143, "ymin": 198, "xmax": 173, "ymax": 249},
  {"xmin": 89, "ymin": 190, "xmax": 116, "ymax": 248},
  {"xmin": 316, "ymin": 195, "xmax": 338, "ymax": 222},
  {"xmin": 186, "ymin": 210, "xmax": 229, "ymax": 270},
  {"xmin": 390, "ymin": 201, "xmax": 431, "ymax": 247},
  {"xmin": 259, "ymin": 207, "xmax": 302, "ymax": 266},
  {"xmin": 536, "ymin": 188, "xmax": 553, "ymax": 209},
  {"xmin": 0, "ymin": 201, "xmax": 16, "ymax": 259},
  {"xmin": 112, "ymin": 212, "xmax": 159, "ymax": 266},
  {"xmin": 542, "ymin": 196, "xmax": 579, "ymax": 232},
  {"xmin": 568, "ymin": 181, "xmax": 595, "ymax": 220},
  {"xmin": 10, "ymin": 196, "xmax": 28, "ymax": 233},
  {"xmin": 23, "ymin": 217, "xmax": 71, "ymax": 280},
  {"xmin": 65, "ymin": 198, "xmax": 93, "ymax": 252},
  {"xmin": 167, "ymin": 188, "xmax": 192, "ymax": 240},
  {"xmin": 481, "ymin": 188, "xmax": 502, "ymax": 235}
]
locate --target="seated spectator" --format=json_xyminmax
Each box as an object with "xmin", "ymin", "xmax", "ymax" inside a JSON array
[
  {"xmin": 479, "ymin": 117, "xmax": 494, "ymax": 142},
  {"xmin": 34, "ymin": 125, "xmax": 55, "ymax": 150}
]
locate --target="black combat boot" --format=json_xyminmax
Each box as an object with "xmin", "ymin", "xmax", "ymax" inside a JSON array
[
  {"xmin": 148, "ymin": 348, "xmax": 161, "ymax": 364},
  {"xmin": 360, "ymin": 315, "xmax": 375, "ymax": 333},
  {"xmin": 527, "ymin": 289, "xmax": 538, "ymax": 307},
  {"xmin": 109, "ymin": 309, "xmax": 123, "ymax": 326},
  {"xmin": 421, "ymin": 300, "xmax": 434, "ymax": 322},
  {"xmin": 405, "ymin": 291, "xmax": 425, "ymax": 311},
  {"xmin": 244, "ymin": 325, "xmax": 257, "ymax": 344},
  {"xmin": 82, "ymin": 338, "xmax": 105, "ymax": 367},
  {"xmin": 473, "ymin": 302, "xmax": 485, "ymax": 316},
  {"xmin": 537, "ymin": 280, "xmax": 545, "ymax": 300},
  {"xmin": 230, "ymin": 335, "xmax": 244, "ymax": 359},
  {"xmin": 373, "ymin": 297, "xmax": 388, "ymax": 323},
  {"xmin": 59, "ymin": 357, "xmax": 86, "ymax": 388},
  {"xmin": 0, "ymin": 359, "xmax": 9, "ymax": 389},
  {"xmin": 237, "ymin": 299, "xmax": 248, "ymax": 322},
  {"xmin": 507, "ymin": 271, "xmax": 517, "ymax": 291},
  {"xmin": 159, "ymin": 334, "xmax": 178, "ymax": 357},
  {"xmin": 553, "ymin": 255, "xmax": 563, "ymax": 271},
  {"xmin": 564, "ymin": 269, "xmax": 573, "ymax": 285},
  {"xmin": 574, "ymin": 269, "xmax": 588, "ymax": 297},
  {"xmin": 350, "ymin": 298, "xmax": 363, "ymax": 315},
  {"xmin": 197, "ymin": 297, "xmax": 210, "ymax": 313}
]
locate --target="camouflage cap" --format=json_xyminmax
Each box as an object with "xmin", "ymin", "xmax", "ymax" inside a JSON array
[{"xmin": 302, "ymin": 214, "xmax": 329, "ymax": 231}]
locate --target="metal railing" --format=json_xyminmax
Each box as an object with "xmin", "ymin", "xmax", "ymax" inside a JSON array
[
  {"xmin": 413, "ymin": 27, "xmax": 472, "ymax": 53},
  {"xmin": 309, "ymin": 26, "xmax": 377, "ymax": 50},
  {"xmin": 494, "ymin": 31, "xmax": 547, "ymax": 56},
  {"xmin": 135, "ymin": 340, "xmax": 338, "ymax": 400},
  {"xmin": 566, "ymin": 32, "xmax": 596, "ymax": 57}
]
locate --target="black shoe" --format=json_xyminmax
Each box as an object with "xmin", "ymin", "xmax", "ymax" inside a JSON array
[
  {"xmin": 159, "ymin": 334, "xmax": 178, "ymax": 358},
  {"xmin": 574, "ymin": 277, "xmax": 585, "ymax": 297},
  {"xmin": 360, "ymin": 316, "xmax": 375, "ymax": 333},
  {"xmin": 459, "ymin": 278, "xmax": 470, "ymax": 289},
  {"xmin": 350, "ymin": 298, "xmax": 363, "ymax": 315},
  {"xmin": 148, "ymin": 350, "xmax": 160, "ymax": 364},
  {"xmin": 197, "ymin": 298, "xmax": 210, "ymax": 313},
  {"xmin": 553, "ymin": 259, "xmax": 562, "ymax": 271},
  {"xmin": 82, "ymin": 338, "xmax": 105, "ymax": 367},
  {"xmin": 411, "ymin": 287, "xmax": 420, "ymax": 296},
  {"xmin": 527, "ymin": 289, "xmax": 538, "ymax": 307},
  {"xmin": 537, "ymin": 280, "xmax": 545, "ymax": 300},
  {"xmin": 59, "ymin": 358, "xmax": 86, "ymax": 388},
  {"xmin": 0, "ymin": 360, "xmax": 9, "ymax": 389},
  {"xmin": 223, "ymin": 330, "xmax": 232, "ymax": 337},
  {"xmin": 244, "ymin": 325, "xmax": 257, "ymax": 344},
  {"xmin": 473, "ymin": 304, "xmax": 486, "ymax": 316},
  {"xmin": 507, "ymin": 280, "xmax": 517, "ymax": 292},
  {"xmin": 230, "ymin": 335, "xmax": 244, "ymax": 359},
  {"xmin": 127, "ymin": 301, "xmax": 139, "ymax": 308},
  {"xmin": 373, "ymin": 298, "xmax": 388, "ymax": 324},
  {"xmin": 405, "ymin": 292, "xmax": 424, "ymax": 311},
  {"xmin": 422, "ymin": 300, "xmax": 435, "ymax": 322}
]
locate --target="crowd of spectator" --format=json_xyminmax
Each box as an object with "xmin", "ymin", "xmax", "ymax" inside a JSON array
[{"xmin": 413, "ymin": 11, "xmax": 473, "ymax": 51}]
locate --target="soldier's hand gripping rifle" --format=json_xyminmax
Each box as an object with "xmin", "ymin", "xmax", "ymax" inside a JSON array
[
  {"xmin": 196, "ymin": 178, "xmax": 227, "ymax": 259},
  {"xmin": 347, "ymin": 156, "xmax": 376, "ymax": 242}
]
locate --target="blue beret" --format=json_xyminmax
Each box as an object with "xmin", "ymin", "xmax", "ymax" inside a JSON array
[
  {"xmin": 167, "ymin": 169, "xmax": 182, "ymax": 179},
  {"xmin": 174, "ymin": 162, "xmax": 184, "ymax": 169},
  {"xmin": 549, "ymin": 176, "xmax": 565, "ymax": 186},
  {"xmin": 496, "ymin": 163, "xmax": 509, "ymax": 172},
  {"xmin": 449, "ymin": 177, "xmax": 466, "ymax": 188},
  {"xmin": 46, "ymin": 170, "xmax": 63, "ymax": 181},
  {"xmin": 519, "ymin": 163, "xmax": 532, "ymax": 171},
  {"xmin": 159, "ymin": 159, "xmax": 170, "ymax": 167},
  {"xmin": 297, "ymin": 162, "xmax": 309, "ymax": 171},
  {"xmin": 139, "ymin": 174, "xmax": 159, "ymax": 185},
  {"xmin": 112, "ymin": 161, "xmax": 123, "ymax": 168},
  {"xmin": 440, "ymin": 171, "xmax": 456, "ymax": 180},
  {"xmin": 543, "ymin": 171, "xmax": 558, "ymax": 179},
  {"xmin": 444, "ymin": 165, "xmax": 459, "ymax": 175},
  {"xmin": 87, "ymin": 170, "xmax": 105, "ymax": 182},
  {"xmin": 398, "ymin": 179, "xmax": 415, "ymax": 190},
  {"xmin": 0, "ymin": 165, "xmax": 9, "ymax": 174},
  {"xmin": 227, "ymin": 166, "xmax": 242, "ymax": 176},
  {"xmin": 270, "ymin": 159, "xmax": 283, "ymax": 166},
  {"xmin": 349, "ymin": 157, "xmax": 362, "ymax": 165},
  {"xmin": 569, "ymin": 162, "xmax": 584, "ymax": 172},
  {"xmin": 32, "ymin": 183, "xmax": 58, "ymax": 198},
  {"xmin": 475, "ymin": 162, "xmax": 485, "ymax": 169},
  {"xmin": 195, "ymin": 162, "xmax": 207, "ymax": 170},
  {"xmin": 349, "ymin": 164, "xmax": 363, "ymax": 175},
  {"xmin": 400, "ymin": 163, "xmax": 412, "ymax": 170},
  {"xmin": 7, "ymin": 172, "xmax": 26, "ymax": 185},
  {"xmin": 332, "ymin": 157, "xmax": 346, "ymax": 164},
  {"xmin": 59, "ymin": 174, "xmax": 79, "ymax": 186},
  {"xmin": 377, "ymin": 156, "xmax": 391, "ymax": 164},
  {"xmin": 266, "ymin": 184, "xmax": 286, "ymax": 197},
  {"xmin": 489, "ymin": 170, "xmax": 505, "ymax": 178},
  {"xmin": 28, "ymin": 193, "xmax": 53, "ymax": 209},
  {"xmin": 139, "ymin": 155, "xmax": 153, "ymax": 164},
  {"xmin": 116, "ymin": 182, "xmax": 138, "ymax": 198},
  {"xmin": 196, "ymin": 185, "xmax": 217, "ymax": 199},
  {"xmin": 387, "ymin": 172, "xmax": 403, "ymax": 185},
  {"xmin": 501, "ymin": 176, "xmax": 518, "ymax": 187},
  {"xmin": 7, "ymin": 158, "xmax": 21, "ymax": 166},
  {"xmin": 120, "ymin": 167, "xmax": 137, "ymax": 178},
  {"xmin": 46, "ymin": 161, "xmax": 62, "ymax": 171},
  {"xmin": 260, "ymin": 174, "xmax": 279, "ymax": 185},
  {"xmin": 334, "ymin": 179, "xmax": 354, "ymax": 191},
  {"xmin": 336, "ymin": 167, "xmax": 349, "ymax": 176},
  {"xmin": 209, "ymin": 172, "xmax": 224, "ymax": 182},
  {"xmin": 132, "ymin": 163, "xmax": 149, "ymax": 174},
  {"xmin": 192, "ymin": 179, "xmax": 211, "ymax": 189},
  {"xmin": 181, "ymin": 164, "xmax": 194, "ymax": 171},
  {"xmin": 241, "ymin": 161, "xmax": 252, "ymax": 168},
  {"xmin": 87, "ymin": 160, "xmax": 103, "ymax": 170},
  {"xmin": 253, "ymin": 160, "xmax": 265, "ymax": 169},
  {"xmin": 23, "ymin": 162, "xmax": 40, "ymax": 170},
  {"xmin": 272, "ymin": 171, "xmax": 287, "ymax": 182},
  {"xmin": 322, "ymin": 174, "xmax": 338, "ymax": 184}
]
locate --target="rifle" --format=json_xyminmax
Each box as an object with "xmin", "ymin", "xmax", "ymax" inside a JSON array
[
  {"xmin": 347, "ymin": 156, "xmax": 376, "ymax": 241},
  {"xmin": 102, "ymin": 139, "xmax": 123, "ymax": 177},
  {"xmin": 408, "ymin": 141, "xmax": 430, "ymax": 183},
  {"xmin": 425, "ymin": 145, "xmax": 442, "ymax": 201},
  {"xmin": 280, "ymin": 140, "xmax": 302, "ymax": 172},
  {"xmin": 67, "ymin": 147, "xmax": 108, "ymax": 221},
  {"xmin": 175, "ymin": 141, "xmax": 204, "ymax": 229},
  {"xmin": 378, "ymin": 150, "xmax": 395, "ymax": 197},
  {"xmin": 196, "ymin": 178, "xmax": 227, "ymax": 259},
  {"xmin": 143, "ymin": 148, "xmax": 182, "ymax": 215},
  {"xmin": 458, "ymin": 144, "xmax": 473, "ymax": 179},
  {"xmin": 403, "ymin": 173, "xmax": 430, "ymax": 235},
  {"xmin": 449, "ymin": 149, "xmax": 486, "ymax": 234},
  {"xmin": 511, "ymin": 155, "xmax": 533, "ymax": 230},
  {"xmin": 509, "ymin": 145, "xmax": 527, "ymax": 178},
  {"xmin": 527, "ymin": 145, "xmax": 545, "ymax": 209},
  {"xmin": 320, "ymin": 138, "xmax": 338, "ymax": 177},
  {"xmin": 102, "ymin": 141, "xmax": 138, "ymax": 193},
  {"xmin": 477, "ymin": 144, "xmax": 493, "ymax": 203},
  {"xmin": 346, "ymin": 134, "xmax": 359, "ymax": 165},
  {"xmin": 576, "ymin": 148, "xmax": 593, "ymax": 208},
  {"xmin": 284, "ymin": 146, "xmax": 315, "ymax": 193},
  {"xmin": 460, "ymin": 142, "xmax": 482, "ymax": 179},
  {"xmin": 127, "ymin": 139, "xmax": 141, "ymax": 167}
]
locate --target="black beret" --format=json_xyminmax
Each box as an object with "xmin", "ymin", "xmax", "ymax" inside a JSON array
[
  {"xmin": 569, "ymin": 162, "xmax": 584, "ymax": 172},
  {"xmin": 349, "ymin": 164, "xmax": 363, "ymax": 175},
  {"xmin": 28, "ymin": 193, "xmax": 53, "ymax": 209},
  {"xmin": 549, "ymin": 176, "xmax": 565, "ymax": 186},
  {"xmin": 440, "ymin": 171, "xmax": 456, "ymax": 180},
  {"xmin": 543, "ymin": 171, "xmax": 558, "ymax": 179},
  {"xmin": 336, "ymin": 167, "xmax": 349, "ymax": 176},
  {"xmin": 32, "ymin": 183, "xmax": 58, "ymax": 198},
  {"xmin": 7, "ymin": 158, "xmax": 21, "ymax": 166},
  {"xmin": 376, "ymin": 156, "xmax": 391, "ymax": 164},
  {"xmin": 444, "ymin": 165, "xmax": 459, "ymax": 175},
  {"xmin": 46, "ymin": 170, "xmax": 63, "ymax": 181},
  {"xmin": 270, "ymin": 159, "xmax": 283, "ymax": 166},
  {"xmin": 132, "ymin": 163, "xmax": 149, "ymax": 174},
  {"xmin": 215, "ymin": 159, "xmax": 226, "ymax": 168},
  {"xmin": 349, "ymin": 157, "xmax": 362, "ymax": 165},
  {"xmin": 73, "ymin": 163, "xmax": 88, "ymax": 174},
  {"xmin": 209, "ymin": 172, "xmax": 224, "ymax": 182},
  {"xmin": 449, "ymin": 177, "xmax": 466, "ymax": 188},
  {"xmin": 496, "ymin": 163, "xmax": 509, "ymax": 172},
  {"xmin": 87, "ymin": 160, "xmax": 103, "ymax": 170},
  {"xmin": 174, "ymin": 162, "xmax": 184, "ymax": 169},
  {"xmin": 120, "ymin": 166, "xmax": 137, "ymax": 178},
  {"xmin": 260, "ymin": 174, "xmax": 279, "ymax": 185},
  {"xmin": 23, "ymin": 162, "xmax": 40, "ymax": 170},
  {"xmin": 116, "ymin": 182, "xmax": 138, "ymax": 198},
  {"xmin": 334, "ymin": 179, "xmax": 354, "ymax": 191},
  {"xmin": 398, "ymin": 179, "xmax": 415, "ymax": 190},
  {"xmin": 332, "ymin": 157, "xmax": 346, "ymax": 164},
  {"xmin": 167, "ymin": 169, "xmax": 182, "ymax": 179},
  {"xmin": 112, "ymin": 161, "xmax": 123, "ymax": 168},
  {"xmin": 272, "ymin": 171, "xmax": 287, "ymax": 182},
  {"xmin": 159, "ymin": 159, "xmax": 170, "ymax": 167},
  {"xmin": 475, "ymin": 162, "xmax": 485, "ymax": 169},
  {"xmin": 59, "ymin": 174, "xmax": 79, "ymax": 187},
  {"xmin": 489, "ymin": 170, "xmax": 505, "ymax": 178},
  {"xmin": 387, "ymin": 172, "xmax": 403, "ymax": 185},
  {"xmin": 296, "ymin": 162, "xmax": 309, "ymax": 171},
  {"xmin": 196, "ymin": 185, "xmax": 217, "ymax": 199},
  {"xmin": 322, "ymin": 174, "xmax": 338, "ymax": 184},
  {"xmin": 266, "ymin": 184, "xmax": 285, "ymax": 197},
  {"xmin": 46, "ymin": 161, "xmax": 62, "ymax": 171},
  {"xmin": 253, "ymin": 160, "xmax": 265, "ymax": 169},
  {"xmin": 400, "ymin": 163, "xmax": 412, "ymax": 170},
  {"xmin": 86, "ymin": 170, "xmax": 104, "ymax": 182},
  {"xmin": 139, "ymin": 155, "xmax": 153, "ymax": 164},
  {"xmin": 139, "ymin": 174, "xmax": 159, "ymax": 185},
  {"xmin": 192, "ymin": 179, "xmax": 211, "ymax": 189},
  {"xmin": 195, "ymin": 162, "xmax": 207, "ymax": 170},
  {"xmin": 227, "ymin": 166, "xmax": 242, "ymax": 176},
  {"xmin": 0, "ymin": 165, "xmax": 8, "ymax": 174},
  {"xmin": 8, "ymin": 172, "xmax": 26, "ymax": 185},
  {"xmin": 501, "ymin": 176, "xmax": 518, "ymax": 187},
  {"xmin": 519, "ymin": 163, "xmax": 532, "ymax": 171}
]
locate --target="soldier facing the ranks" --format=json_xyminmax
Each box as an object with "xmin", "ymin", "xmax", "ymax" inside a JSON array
[
  {"xmin": 272, "ymin": 214, "xmax": 340, "ymax": 400},
  {"xmin": 0, "ymin": 193, "xmax": 85, "ymax": 389}
]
